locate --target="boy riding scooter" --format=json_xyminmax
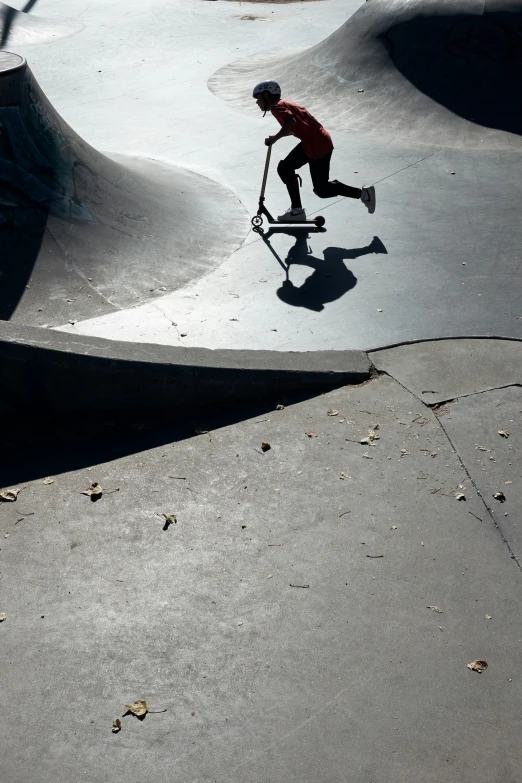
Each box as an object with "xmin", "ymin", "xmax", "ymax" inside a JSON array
[{"xmin": 253, "ymin": 80, "xmax": 376, "ymax": 222}]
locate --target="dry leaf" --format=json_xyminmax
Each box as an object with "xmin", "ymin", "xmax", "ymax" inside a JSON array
[
  {"xmin": 339, "ymin": 472, "xmax": 350, "ymax": 480},
  {"xmin": 261, "ymin": 442, "xmax": 271, "ymax": 452},
  {"xmin": 193, "ymin": 424, "xmax": 209, "ymax": 435},
  {"xmin": 162, "ymin": 514, "xmax": 177, "ymax": 530},
  {"xmin": 0, "ymin": 613, "xmax": 6, "ymax": 622},
  {"xmin": 276, "ymin": 404, "xmax": 284, "ymax": 411},
  {"xmin": 455, "ymin": 492, "xmax": 466, "ymax": 501},
  {"xmin": 485, "ymin": 614, "xmax": 492, "ymax": 620},
  {"xmin": 0, "ymin": 488, "xmax": 21, "ymax": 502},
  {"xmin": 505, "ymin": 481, "xmax": 513, "ymax": 485},
  {"xmin": 362, "ymin": 452, "xmax": 373, "ymax": 459},
  {"xmin": 124, "ymin": 699, "xmax": 148, "ymax": 718},
  {"xmin": 327, "ymin": 409, "xmax": 339, "ymax": 417},
  {"xmin": 81, "ymin": 482, "xmax": 103, "ymax": 501},
  {"xmin": 391, "ymin": 525, "xmax": 398, "ymax": 530},
  {"xmin": 475, "ymin": 444, "xmax": 491, "ymax": 452},
  {"xmin": 467, "ymin": 660, "xmax": 488, "ymax": 673},
  {"xmin": 43, "ymin": 477, "xmax": 55, "ymax": 485},
  {"xmin": 112, "ymin": 719, "xmax": 122, "ymax": 733},
  {"xmin": 427, "ymin": 606, "xmax": 443, "ymax": 613},
  {"xmin": 305, "ymin": 431, "xmax": 317, "ymax": 438},
  {"xmin": 400, "ymin": 449, "xmax": 410, "ymax": 456},
  {"xmin": 437, "ymin": 626, "xmax": 444, "ymax": 632},
  {"xmin": 498, "ymin": 429, "xmax": 509, "ymax": 438},
  {"xmin": 361, "ymin": 430, "xmax": 380, "ymax": 445},
  {"xmin": 493, "ymin": 491, "xmax": 506, "ymax": 502}
]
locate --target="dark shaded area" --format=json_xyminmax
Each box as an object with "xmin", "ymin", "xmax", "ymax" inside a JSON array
[
  {"xmin": 0, "ymin": 200, "xmax": 48, "ymax": 320},
  {"xmin": 260, "ymin": 230, "xmax": 387, "ymax": 311},
  {"xmin": 0, "ymin": 62, "xmax": 57, "ymax": 320},
  {"xmin": 0, "ymin": 0, "xmax": 41, "ymax": 48},
  {"xmin": 0, "ymin": 388, "xmax": 342, "ymax": 488},
  {"xmin": 384, "ymin": 6, "xmax": 522, "ymax": 138}
]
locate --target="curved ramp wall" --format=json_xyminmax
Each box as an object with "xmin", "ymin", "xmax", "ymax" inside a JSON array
[
  {"xmin": 209, "ymin": 0, "xmax": 522, "ymax": 149},
  {"xmin": 0, "ymin": 53, "xmax": 248, "ymax": 324},
  {"xmin": 0, "ymin": 1, "xmax": 84, "ymax": 46}
]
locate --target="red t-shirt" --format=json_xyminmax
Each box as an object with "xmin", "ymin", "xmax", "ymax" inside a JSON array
[{"xmin": 271, "ymin": 99, "xmax": 333, "ymax": 160}]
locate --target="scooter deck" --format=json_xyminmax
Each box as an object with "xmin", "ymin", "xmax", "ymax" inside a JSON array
[
  {"xmin": 274, "ymin": 220, "xmax": 323, "ymax": 226},
  {"xmin": 252, "ymin": 211, "xmax": 326, "ymax": 229}
]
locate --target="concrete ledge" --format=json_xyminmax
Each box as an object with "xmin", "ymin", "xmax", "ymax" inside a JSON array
[
  {"xmin": 0, "ymin": 323, "xmax": 372, "ymax": 414},
  {"xmin": 371, "ymin": 338, "xmax": 522, "ymax": 404}
]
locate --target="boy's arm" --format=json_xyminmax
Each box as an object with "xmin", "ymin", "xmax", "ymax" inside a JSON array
[{"xmin": 265, "ymin": 116, "xmax": 296, "ymax": 146}]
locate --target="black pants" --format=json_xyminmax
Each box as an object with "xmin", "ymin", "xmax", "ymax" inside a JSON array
[{"xmin": 277, "ymin": 143, "xmax": 361, "ymax": 209}]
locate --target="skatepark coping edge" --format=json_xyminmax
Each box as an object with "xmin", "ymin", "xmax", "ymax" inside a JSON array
[
  {"xmin": 2, "ymin": 323, "xmax": 522, "ymax": 415},
  {"xmin": 0, "ymin": 322, "xmax": 373, "ymax": 414}
]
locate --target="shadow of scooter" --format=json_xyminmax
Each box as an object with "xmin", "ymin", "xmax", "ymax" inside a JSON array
[{"xmin": 259, "ymin": 227, "xmax": 387, "ymax": 311}]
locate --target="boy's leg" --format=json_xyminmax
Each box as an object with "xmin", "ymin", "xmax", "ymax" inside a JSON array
[
  {"xmin": 309, "ymin": 153, "xmax": 362, "ymax": 199},
  {"xmin": 277, "ymin": 144, "xmax": 309, "ymax": 209}
]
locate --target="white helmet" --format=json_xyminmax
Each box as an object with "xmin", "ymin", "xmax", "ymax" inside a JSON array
[{"xmin": 253, "ymin": 80, "xmax": 281, "ymax": 98}]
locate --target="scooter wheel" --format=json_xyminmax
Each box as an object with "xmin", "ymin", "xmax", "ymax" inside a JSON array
[
  {"xmin": 252, "ymin": 215, "xmax": 263, "ymax": 228},
  {"xmin": 314, "ymin": 216, "xmax": 325, "ymax": 227}
]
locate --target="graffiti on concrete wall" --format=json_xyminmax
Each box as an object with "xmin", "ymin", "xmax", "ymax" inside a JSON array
[{"xmin": 0, "ymin": 101, "xmax": 93, "ymax": 226}]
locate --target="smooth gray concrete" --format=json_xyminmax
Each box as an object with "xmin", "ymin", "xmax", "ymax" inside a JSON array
[
  {"xmin": 1, "ymin": 1, "xmax": 521, "ymax": 775},
  {"xmin": 57, "ymin": 140, "xmax": 522, "ymax": 349},
  {"xmin": 1, "ymin": 0, "xmax": 518, "ymax": 351},
  {"xmin": 0, "ymin": 2, "xmax": 84, "ymax": 46},
  {"xmin": 0, "ymin": 57, "xmax": 248, "ymax": 323},
  {"xmin": 0, "ymin": 322, "xmax": 372, "ymax": 414},
  {"xmin": 210, "ymin": 0, "xmax": 522, "ymax": 149},
  {"xmin": 0, "ymin": 48, "xmax": 22, "ymax": 69},
  {"xmin": 1, "ymin": 372, "xmax": 521, "ymax": 783},
  {"xmin": 438, "ymin": 384, "xmax": 522, "ymax": 560},
  {"xmin": 371, "ymin": 339, "xmax": 522, "ymax": 403}
]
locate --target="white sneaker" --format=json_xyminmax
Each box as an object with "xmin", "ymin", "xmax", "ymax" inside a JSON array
[
  {"xmin": 277, "ymin": 207, "xmax": 306, "ymax": 222},
  {"xmin": 361, "ymin": 186, "xmax": 376, "ymax": 214}
]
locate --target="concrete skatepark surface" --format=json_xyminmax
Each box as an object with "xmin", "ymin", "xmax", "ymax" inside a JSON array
[
  {"xmin": 0, "ymin": 0, "xmax": 519, "ymax": 348},
  {"xmin": 0, "ymin": 52, "xmax": 247, "ymax": 325},
  {"xmin": 1, "ymin": 340, "xmax": 522, "ymax": 782},
  {"xmin": 1, "ymin": 0, "xmax": 522, "ymax": 780},
  {"xmin": 0, "ymin": 1, "xmax": 84, "ymax": 47},
  {"xmin": 211, "ymin": 0, "xmax": 522, "ymax": 149}
]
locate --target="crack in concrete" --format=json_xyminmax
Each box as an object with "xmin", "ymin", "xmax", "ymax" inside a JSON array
[
  {"xmin": 434, "ymin": 409, "xmax": 521, "ymax": 574},
  {"xmin": 151, "ymin": 303, "xmax": 182, "ymax": 341},
  {"xmin": 376, "ymin": 369, "xmax": 521, "ymax": 573}
]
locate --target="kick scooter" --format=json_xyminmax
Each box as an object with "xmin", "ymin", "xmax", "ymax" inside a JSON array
[{"xmin": 251, "ymin": 145, "xmax": 325, "ymax": 231}]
